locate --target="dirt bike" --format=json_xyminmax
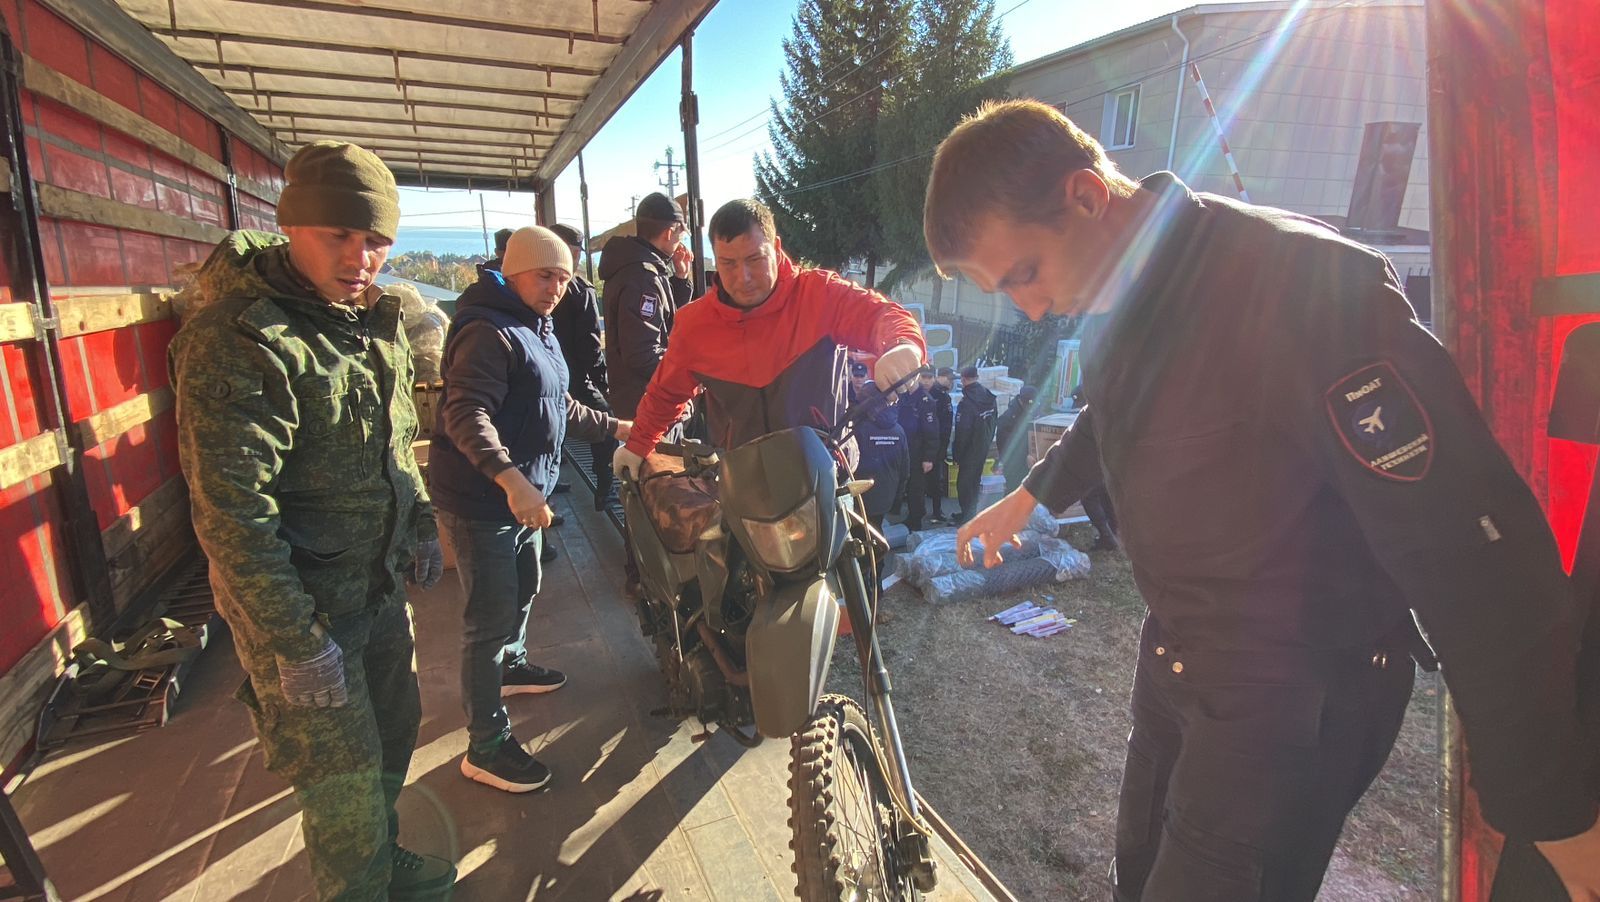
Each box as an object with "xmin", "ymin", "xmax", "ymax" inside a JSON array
[{"xmin": 619, "ymin": 375, "xmax": 937, "ymax": 900}]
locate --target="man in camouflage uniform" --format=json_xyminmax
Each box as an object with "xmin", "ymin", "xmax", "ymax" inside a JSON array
[{"xmin": 170, "ymin": 141, "xmax": 454, "ymax": 901}]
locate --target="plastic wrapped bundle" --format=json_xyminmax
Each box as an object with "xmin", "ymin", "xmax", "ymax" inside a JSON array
[
  {"xmin": 391, "ymin": 282, "xmax": 451, "ymax": 383},
  {"xmin": 899, "ymin": 529, "xmax": 1045, "ymax": 585},
  {"xmin": 924, "ymin": 557, "xmax": 1061, "ymax": 605}
]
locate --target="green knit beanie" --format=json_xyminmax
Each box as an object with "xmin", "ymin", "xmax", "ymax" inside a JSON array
[{"xmin": 276, "ymin": 141, "xmax": 400, "ymax": 241}]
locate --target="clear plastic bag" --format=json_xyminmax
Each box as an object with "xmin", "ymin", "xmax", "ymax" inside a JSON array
[{"xmin": 391, "ymin": 282, "xmax": 451, "ymax": 383}]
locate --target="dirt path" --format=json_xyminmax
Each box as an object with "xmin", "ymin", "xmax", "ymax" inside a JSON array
[{"xmin": 824, "ymin": 525, "xmax": 1440, "ymax": 901}]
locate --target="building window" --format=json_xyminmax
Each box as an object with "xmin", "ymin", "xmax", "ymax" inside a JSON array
[{"xmin": 1102, "ymin": 86, "xmax": 1140, "ymax": 150}]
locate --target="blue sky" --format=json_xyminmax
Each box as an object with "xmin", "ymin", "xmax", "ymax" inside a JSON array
[{"xmin": 397, "ymin": 0, "xmax": 1276, "ymax": 242}]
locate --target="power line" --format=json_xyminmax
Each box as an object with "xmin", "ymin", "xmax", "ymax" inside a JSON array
[
  {"xmin": 761, "ymin": 0, "xmax": 1379, "ymax": 200},
  {"xmin": 699, "ymin": 0, "xmax": 1036, "ymax": 161}
]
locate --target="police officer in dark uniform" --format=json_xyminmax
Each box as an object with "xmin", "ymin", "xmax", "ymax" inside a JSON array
[
  {"xmin": 896, "ymin": 367, "xmax": 941, "ymax": 532},
  {"xmin": 926, "ymin": 100, "xmax": 1600, "ymax": 899},
  {"xmin": 929, "ymin": 366, "xmax": 955, "ymax": 523}
]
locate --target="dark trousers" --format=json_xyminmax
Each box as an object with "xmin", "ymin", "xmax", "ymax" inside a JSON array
[
  {"xmin": 903, "ymin": 464, "xmax": 931, "ymax": 529},
  {"xmin": 591, "ymin": 436, "xmax": 617, "ymax": 501},
  {"xmin": 439, "ymin": 510, "xmax": 545, "ymax": 749},
  {"xmin": 1111, "ymin": 618, "xmax": 1414, "ymax": 902},
  {"xmin": 955, "ymin": 451, "xmax": 986, "ymax": 520},
  {"xmin": 927, "ymin": 460, "xmax": 948, "ymax": 517},
  {"xmin": 1083, "ymin": 485, "xmax": 1119, "ymax": 542}
]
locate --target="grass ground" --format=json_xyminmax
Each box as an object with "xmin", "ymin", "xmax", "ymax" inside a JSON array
[{"xmin": 824, "ymin": 523, "xmax": 1441, "ymax": 901}]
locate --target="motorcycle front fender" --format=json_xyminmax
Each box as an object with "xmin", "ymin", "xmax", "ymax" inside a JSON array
[{"xmin": 746, "ymin": 576, "xmax": 839, "ymax": 738}]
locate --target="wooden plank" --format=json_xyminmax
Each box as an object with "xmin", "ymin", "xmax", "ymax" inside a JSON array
[
  {"xmin": 0, "ymin": 303, "xmax": 36, "ymax": 343},
  {"xmin": 77, "ymin": 387, "xmax": 175, "ymax": 450},
  {"xmin": 20, "ymin": 56, "xmax": 233, "ymax": 188},
  {"xmin": 107, "ymin": 499, "xmax": 193, "ymax": 614},
  {"xmin": 100, "ymin": 474, "xmax": 188, "ymax": 561},
  {"xmin": 37, "ymin": 184, "xmax": 228, "ymax": 246},
  {"xmin": 0, "ymin": 430, "xmax": 65, "ymax": 491},
  {"xmin": 0, "ymin": 603, "xmax": 92, "ymax": 770},
  {"xmin": 54, "ymin": 291, "xmax": 174, "ymax": 339},
  {"xmin": 235, "ymin": 173, "xmax": 279, "ymax": 206}
]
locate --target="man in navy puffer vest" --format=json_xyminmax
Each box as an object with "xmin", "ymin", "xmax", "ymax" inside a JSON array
[{"xmin": 429, "ymin": 226, "xmax": 630, "ymax": 793}]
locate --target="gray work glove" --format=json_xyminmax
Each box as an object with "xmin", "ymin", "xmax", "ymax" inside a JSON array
[
  {"xmin": 278, "ymin": 632, "xmax": 349, "ymax": 708},
  {"xmin": 412, "ymin": 538, "xmax": 444, "ymax": 589}
]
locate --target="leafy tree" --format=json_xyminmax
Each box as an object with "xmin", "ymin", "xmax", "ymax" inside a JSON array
[
  {"xmin": 386, "ymin": 251, "xmax": 479, "ymax": 293},
  {"xmin": 873, "ymin": 0, "xmax": 1011, "ymax": 309},
  {"xmin": 756, "ymin": 0, "xmax": 913, "ymax": 284}
]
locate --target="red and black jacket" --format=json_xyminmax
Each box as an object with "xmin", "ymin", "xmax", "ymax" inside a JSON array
[{"xmin": 625, "ymin": 254, "xmax": 925, "ymax": 458}]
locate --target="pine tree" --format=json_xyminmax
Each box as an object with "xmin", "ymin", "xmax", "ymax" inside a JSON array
[
  {"xmin": 873, "ymin": 0, "xmax": 1012, "ymax": 303},
  {"xmin": 755, "ymin": 0, "xmax": 913, "ymax": 280}
]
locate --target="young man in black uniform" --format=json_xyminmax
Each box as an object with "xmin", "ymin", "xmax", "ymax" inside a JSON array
[
  {"xmin": 928, "ymin": 99, "xmax": 1600, "ymax": 900},
  {"xmin": 952, "ymin": 365, "xmax": 997, "ymax": 523},
  {"xmin": 896, "ymin": 367, "xmax": 941, "ymax": 532},
  {"xmin": 929, "ymin": 366, "xmax": 955, "ymax": 523}
]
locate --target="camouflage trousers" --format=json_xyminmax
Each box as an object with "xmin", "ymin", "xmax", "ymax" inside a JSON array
[{"xmin": 233, "ymin": 600, "xmax": 422, "ymax": 901}]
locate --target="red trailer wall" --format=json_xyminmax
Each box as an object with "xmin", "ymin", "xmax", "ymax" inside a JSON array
[
  {"xmin": 1430, "ymin": 0, "xmax": 1600, "ymax": 895},
  {"xmin": 0, "ymin": 0, "xmax": 280, "ymax": 749}
]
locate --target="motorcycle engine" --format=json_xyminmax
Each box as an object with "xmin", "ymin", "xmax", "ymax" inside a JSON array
[{"xmin": 682, "ymin": 647, "xmax": 727, "ymax": 723}]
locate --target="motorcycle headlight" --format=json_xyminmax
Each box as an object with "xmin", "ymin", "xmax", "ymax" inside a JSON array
[{"xmin": 742, "ymin": 496, "xmax": 820, "ymax": 572}]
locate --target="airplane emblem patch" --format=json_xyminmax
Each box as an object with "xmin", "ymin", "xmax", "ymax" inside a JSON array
[{"xmin": 1324, "ymin": 361, "xmax": 1433, "ymax": 482}]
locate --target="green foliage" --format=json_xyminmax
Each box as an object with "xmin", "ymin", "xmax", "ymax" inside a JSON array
[
  {"xmin": 873, "ymin": 0, "xmax": 1012, "ymax": 280},
  {"xmin": 757, "ymin": 0, "xmax": 1011, "ymax": 283},
  {"xmin": 756, "ymin": 0, "xmax": 913, "ymax": 273},
  {"xmin": 386, "ymin": 251, "xmax": 478, "ymax": 293}
]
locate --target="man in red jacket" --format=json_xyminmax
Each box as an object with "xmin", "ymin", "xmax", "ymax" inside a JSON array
[{"xmin": 613, "ymin": 198, "xmax": 926, "ymax": 479}]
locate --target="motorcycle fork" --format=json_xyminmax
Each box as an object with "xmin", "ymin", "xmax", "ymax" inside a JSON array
[{"xmin": 836, "ymin": 535, "xmax": 921, "ymax": 826}]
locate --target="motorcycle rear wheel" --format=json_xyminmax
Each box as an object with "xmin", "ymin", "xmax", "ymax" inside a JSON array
[{"xmin": 789, "ymin": 694, "xmax": 916, "ymax": 901}]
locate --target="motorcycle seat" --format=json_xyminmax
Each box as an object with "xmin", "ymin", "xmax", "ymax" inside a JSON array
[{"xmin": 640, "ymin": 452, "xmax": 721, "ymax": 555}]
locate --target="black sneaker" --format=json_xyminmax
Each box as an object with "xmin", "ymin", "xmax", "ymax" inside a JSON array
[
  {"xmin": 459, "ymin": 737, "xmax": 552, "ymax": 793},
  {"xmin": 551, "ymin": 482, "xmax": 572, "ymax": 495},
  {"xmin": 540, "ymin": 542, "xmax": 558, "ymax": 564},
  {"xmin": 1091, "ymin": 535, "xmax": 1121, "ymax": 552},
  {"xmin": 549, "ymin": 513, "xmax": 566, "ymax": 528},
  {"xmin": 502, "ymin": 662, "xmax": 566, "ymax": 696},
  {"xmin": 388, "ymin": 843, "xmax": 457, "ymax": 900}
]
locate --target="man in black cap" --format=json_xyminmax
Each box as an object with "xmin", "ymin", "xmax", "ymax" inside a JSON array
[
  {"xmin": 600, "ymin": 193, "xmax": 692, "ymax": 421},
  {"xmin": 600, "ymin": 192, "xmax": 692, "ymax": 594},
  {"xmin": 477, "ymin": 227, "xmax": 515, "ymax": 278}
]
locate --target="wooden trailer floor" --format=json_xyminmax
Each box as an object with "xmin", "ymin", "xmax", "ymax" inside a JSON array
[{"xmin": 9, "ymin": 465, "xmax": 1001, "ymax": 902}]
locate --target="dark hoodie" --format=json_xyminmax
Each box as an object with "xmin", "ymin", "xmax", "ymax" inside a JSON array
[
  {"xmin": 428, "ymin": 271, "xmax": 615, "ymax": 521},
  {"xmin": 599, "ymin": 235, "xmax": 691, "ymax": 418},
  {"xmin": 853, "ymin": 386, "xmax": 908, "ymax": 519},
  {"xmin": 953, "ymin": 381, "xmax": 998, "ymax": 466}
]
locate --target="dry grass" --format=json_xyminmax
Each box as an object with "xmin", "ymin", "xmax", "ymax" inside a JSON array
[{"xmin": 825, "ymin": 524, "xmax": 1441, "ymax": 901}]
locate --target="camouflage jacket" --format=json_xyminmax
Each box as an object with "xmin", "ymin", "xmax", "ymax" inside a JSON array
[{"xmin": 171, "ymin": 232, "xmax": 434, "ymax": 662}]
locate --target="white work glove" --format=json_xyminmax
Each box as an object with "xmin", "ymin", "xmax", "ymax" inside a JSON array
[
  {"xmin": 278, "ymin": 628, "xmax": 348, "ymax": 708},
  {"xmin": 410, "ymin": 538, "xmax": 444, "ymax": 589},
  {"xmin": 873, "ymin": 343, "xmax": 923, "ymax": 393},
  {"xmin": 613, "ymin": 445, "xmax": 645, "ymax": 481}
]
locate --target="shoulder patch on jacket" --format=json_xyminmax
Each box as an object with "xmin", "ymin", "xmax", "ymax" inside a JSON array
[
  {"xmin": 638, "ymin": 294, "xmax": 658, "ymax": 319},
  {"xmin": 1323, "ymin": 361, "xmax": 1433, "ymax": 481}
]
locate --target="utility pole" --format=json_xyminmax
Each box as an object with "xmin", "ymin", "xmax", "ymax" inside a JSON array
[
  {"xmin": 479, "ymin": 194, "xmax": 490, "ymax": 256},
  {"xmin": 654, "ymin": 147, "xmax": 683, "ymax": 196},
  {"xmin": 578, "ymin": 151, "xmax": 595, "ymax": 282}
]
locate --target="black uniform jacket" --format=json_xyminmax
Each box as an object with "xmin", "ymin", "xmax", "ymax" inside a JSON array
[
  {"xmin": 1023, "ymin": 173, "xmax": 1595, "ymax": 841},
  {"xmin": 599, "ymin": 235, "xmax": 691, "ymax": 418}
]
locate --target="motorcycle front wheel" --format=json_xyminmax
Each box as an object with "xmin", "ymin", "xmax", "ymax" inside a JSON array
[{"xmin": 788, "ymin": 694, "xmax": 916, "ymax": 901}]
